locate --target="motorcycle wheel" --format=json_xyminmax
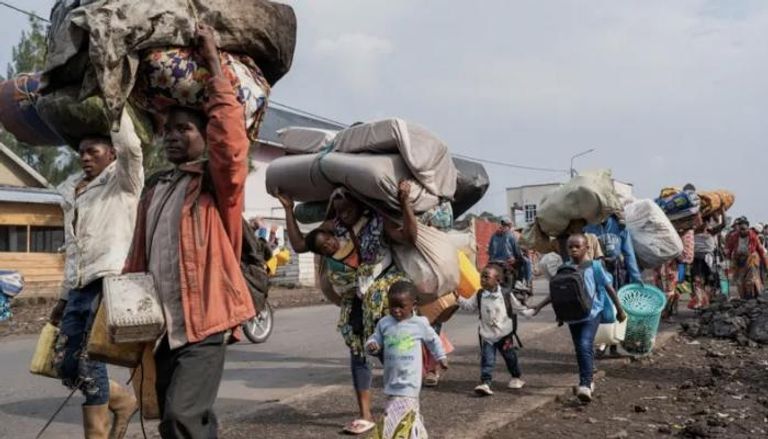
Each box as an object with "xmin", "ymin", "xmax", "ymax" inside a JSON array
[{"xmin": 242, "ymin": 301, "xmax": 274, "ymax": 344}]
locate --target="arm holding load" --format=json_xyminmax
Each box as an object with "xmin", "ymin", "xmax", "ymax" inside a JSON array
[
  {"xmin": 112, "ymin": 109, "xmax": 144, "ymax": 196},
  {"xmin": 384, "ymin": 180, "xmax": 418, "ymax": 246},
  {"xmin": 198, "ymin": 24, "xmax": 249, "ymax": 257}
]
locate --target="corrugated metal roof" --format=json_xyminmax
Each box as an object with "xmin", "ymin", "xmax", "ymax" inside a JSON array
[
  {"xmin": 0, "ymin": 186, "xmax": 62, "ymax": 205},
  {"xmin": 259, "ymin": 107, "xmax": 346, "ymax": 145}
]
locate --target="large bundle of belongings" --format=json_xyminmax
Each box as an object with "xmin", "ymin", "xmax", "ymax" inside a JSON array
[
  {"xmin": 266, "ymin": 119, "xmax": 487, "ymax": 321},
  {"xmin": 0, "ymin": 0, "xmax": 296, "ymax": 148},
  {"xmin": 654, "ymin": 187, "xmax": 735, "ymax": 232},
  {"xmin": 520, "ymin": 170, "xmax": 624, "ymax": 253},
  {"xmin": 520, "ymin": 170, "xmax": 683, "ymax": 270}
]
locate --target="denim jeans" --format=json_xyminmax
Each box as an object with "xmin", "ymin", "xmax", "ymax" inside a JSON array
[
  {"xmin": 54, "ymin": 280, "xmax": 109, "ymax": 405},
  {"xmin": 567, "ymin": 316, "xmax": 601, "ymax": 387},
  {"xmin": 480, "ymin": 333, "xmax": 521, "ymax": 384}
]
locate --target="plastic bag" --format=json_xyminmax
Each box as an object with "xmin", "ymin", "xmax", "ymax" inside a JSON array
[{"xmin": 624, "ymin": 200, "xmax": 683, "ymax": 269}]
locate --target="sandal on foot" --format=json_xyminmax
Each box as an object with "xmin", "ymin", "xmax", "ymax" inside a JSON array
[{"xmin": 343, "ymin": 419, "xmax": 375, "ymax": 435}]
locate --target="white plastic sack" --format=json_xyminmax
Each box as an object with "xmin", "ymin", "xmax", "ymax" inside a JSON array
[
  {"xmin": 392, "ymin": 223, "xmax": 460, "ymax": 299},
  {"xmin": 538, "ymin": 253, "xmax": 563, "ymax": 280},
  {"xmin": 624, "ymin": 199, "xmax": 683, "ymax": 269}
]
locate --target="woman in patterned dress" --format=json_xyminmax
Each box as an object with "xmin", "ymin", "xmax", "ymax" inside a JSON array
[{"xmin": 279, "ymin": 182, "xmax": 419, "ymax": 435}]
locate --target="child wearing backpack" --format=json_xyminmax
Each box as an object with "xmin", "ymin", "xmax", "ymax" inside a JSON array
[
  {"xmin": 530, "ymin": 233, "xmax": 626, "ymax": 403},
  {"xmin": 456, "ymin": 264, "xmax": 531, "ymax": 396}
]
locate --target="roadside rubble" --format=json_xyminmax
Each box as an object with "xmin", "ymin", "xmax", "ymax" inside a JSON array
[
  {"xmin": 489, "ymin": 334, "xmax": 768, "ymax": 439},
  {"xmin": 681, "ymin": 295, "xmax": 768, "ymax": 345}
]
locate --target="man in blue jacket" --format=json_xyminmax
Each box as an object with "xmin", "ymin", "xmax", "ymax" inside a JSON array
[
  {"xmin": 488, "ymin": 218, "xmax": 523, "ymax": 287},
  {"xmin": 584, "ymin": 214, "xmax": 641, "ymax": 357}
]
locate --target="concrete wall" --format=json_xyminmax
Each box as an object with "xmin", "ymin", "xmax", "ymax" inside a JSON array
[
  {"xmin": 244, "ymin": 143, "xmax": 287, "ymax": 219},
  {"xmin": 506, "ymin": 183, "xmax": 562, "ymax": 227}
]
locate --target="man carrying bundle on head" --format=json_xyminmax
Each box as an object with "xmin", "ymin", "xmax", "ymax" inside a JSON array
[
  {"xmin": 122, "ymin": 24, "xmax": 256, "ymax": 439},
  {"xmin": 48, "ymin": 114, "xmax": 144, "ymax": 437}
]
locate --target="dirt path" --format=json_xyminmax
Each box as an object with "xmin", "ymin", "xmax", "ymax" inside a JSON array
[{"xmin": 488, "ymin": 335, "xmax": 768, "ymax": 438}]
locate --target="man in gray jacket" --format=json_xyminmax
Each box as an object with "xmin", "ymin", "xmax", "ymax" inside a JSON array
[{"xmin": 49, "ymin": 111, "xmax": 143, "ymax": 439}]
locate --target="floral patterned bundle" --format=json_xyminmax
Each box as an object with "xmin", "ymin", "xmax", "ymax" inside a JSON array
[{"xmin": 132, "ymin": 47, "xmax": 271, "ymax": 140}]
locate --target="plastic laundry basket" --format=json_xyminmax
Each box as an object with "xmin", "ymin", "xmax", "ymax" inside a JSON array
[{"xmin": 618, "ymin": 284, "xmax": 667, "ymax": 355}]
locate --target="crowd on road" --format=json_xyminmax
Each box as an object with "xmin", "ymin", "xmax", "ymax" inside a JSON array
[{"xmin": 2, "ymin": 3, "xmax": 764, "ymax": 439}]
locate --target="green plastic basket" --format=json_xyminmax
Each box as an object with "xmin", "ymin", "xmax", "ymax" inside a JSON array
[{"xmin": 618, "ymin": 283, "xmax": 667, "ymax": 355}]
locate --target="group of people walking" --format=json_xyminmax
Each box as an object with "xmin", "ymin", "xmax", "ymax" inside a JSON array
[
  {"xmin": 47, "ymin": 26, "xmax": 256, "ymax": 439},
  {"xmin": 39, "ymin": 23, "xmax": 765, "ymax": 439}
]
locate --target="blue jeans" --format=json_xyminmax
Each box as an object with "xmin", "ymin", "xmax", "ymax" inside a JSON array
[
  {"xmin": 480, "ymin": 333, "xmax": 521, "ymax": 384},
  {"xmin": 568, "ymin": 316, "xmax": 601, "ymax": 387},
  {"xmin": 54, "ymin": 280, "xmax": 109, "ymax": 405}
]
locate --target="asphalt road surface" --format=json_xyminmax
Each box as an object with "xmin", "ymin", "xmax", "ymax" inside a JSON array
[{"xmin": 0, "ymin": 288, "xmax": 555, "ymax": 438}]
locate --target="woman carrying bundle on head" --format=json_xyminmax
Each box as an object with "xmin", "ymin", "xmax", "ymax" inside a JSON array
[{"xmin": 277, "ymin": 182, "xmax": 419, "ymax": 436}]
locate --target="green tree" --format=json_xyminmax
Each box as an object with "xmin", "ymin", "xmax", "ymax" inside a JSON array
[{"xmin": 1, "ymin": 17, "xmax": 79, "ymax": 186}]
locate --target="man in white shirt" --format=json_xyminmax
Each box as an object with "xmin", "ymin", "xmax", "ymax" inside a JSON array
[{"xmin": 48, "ymin": 111, "xmax": 143, "ymax": 439}]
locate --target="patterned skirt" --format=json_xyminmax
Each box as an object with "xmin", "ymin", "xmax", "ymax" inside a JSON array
[{"xmin": 373, "ymin": 396, "xmax": 428, "ymax": 439}]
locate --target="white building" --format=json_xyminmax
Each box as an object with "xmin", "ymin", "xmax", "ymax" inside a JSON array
[
  {"xmin": 245, "ymin": 107, "xmax": 346, "ymax": 286},
  {"xmin": 506, "ymin": 179, "xmax": 633, "ymax": 227}
]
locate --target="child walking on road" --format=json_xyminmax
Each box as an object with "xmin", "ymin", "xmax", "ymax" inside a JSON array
[
  {"xmin": 530, "ymin": 233, "xmax": 627, "ymax": 403},
  {"xmin": 367, "ymin": 281, "xmax": 448, "ymax": 439},
  {"xmin": 457, "ymin": 264, "xmax": 531, "ymax": 396}
]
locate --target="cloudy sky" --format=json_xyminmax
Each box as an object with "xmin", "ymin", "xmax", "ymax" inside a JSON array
[{"xmin": 2, "ymin": 1, "xmax": 767, "ymax": 220}]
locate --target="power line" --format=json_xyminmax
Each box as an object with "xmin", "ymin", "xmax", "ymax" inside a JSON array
[
  {"xmin": 453, "ymin": 153, "xmax": 569, "ymax": 174},
  {"xmin": 0, "ymin": 2, "xmax": 49, "ymax": 22}
]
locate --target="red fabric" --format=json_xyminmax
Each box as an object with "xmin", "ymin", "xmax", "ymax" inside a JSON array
[
  {"xmin": 474, "ymin": 219, "xmax": 496, "ymax": 269},
  {"xmin": 123, "ymin": 77, "xmax": 254, "ymax": 343},
  {"xmin": 725, "ymin": 230, "xmax": 767, "ymax": 267}
]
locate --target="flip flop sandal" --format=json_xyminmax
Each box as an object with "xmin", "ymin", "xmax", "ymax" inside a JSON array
[{"xmin": 343, "ymin": 419, "xmax": 375, "ymax": 435}]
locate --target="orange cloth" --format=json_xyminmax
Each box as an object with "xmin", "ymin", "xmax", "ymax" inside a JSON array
[{"xmin": 124, "ymin": 77, "xmax": 255, "ymax": 343}]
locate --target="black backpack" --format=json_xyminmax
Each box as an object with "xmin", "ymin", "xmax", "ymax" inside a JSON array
[
  {"xmin": 241, "ymin": 218, "xmax": 273, "ymax": 312},
  {"xmin": 549, "ymin": 264, "xmax": 592, "ymax": 322},
  {"xmin": 476, "ymin": 289, "xmax": 523, "ymax": 348}
]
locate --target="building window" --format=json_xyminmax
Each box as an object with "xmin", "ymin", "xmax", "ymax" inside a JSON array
[
  {"xmin": 0, "ymin": 225, "xmax": 64, "ymax": 253},
  {"xmin": 30, "ymin": 227, "xmax": 65, "ymax": 253},
  {"xmin": 524, "ymin": 204, "xmax": 537, "ymax": 224},
  {"xmin": 0, "ymin": 226, "xmax": 27, "ymax": 252}
]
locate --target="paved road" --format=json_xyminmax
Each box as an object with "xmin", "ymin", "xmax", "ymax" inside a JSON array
[{"xmin": 0, "ymin": 289, "xmax": 555, "ymax": 438}]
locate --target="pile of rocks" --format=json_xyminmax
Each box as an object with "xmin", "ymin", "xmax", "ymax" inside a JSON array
[{"xmin": 681, "ymin": 294, "xmax": 768, "ymax": 345}]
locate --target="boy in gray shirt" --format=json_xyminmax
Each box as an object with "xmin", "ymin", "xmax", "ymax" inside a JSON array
[{"xmin": 367, "ymin": 281, "xmax": 447, "ymax": 438}]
